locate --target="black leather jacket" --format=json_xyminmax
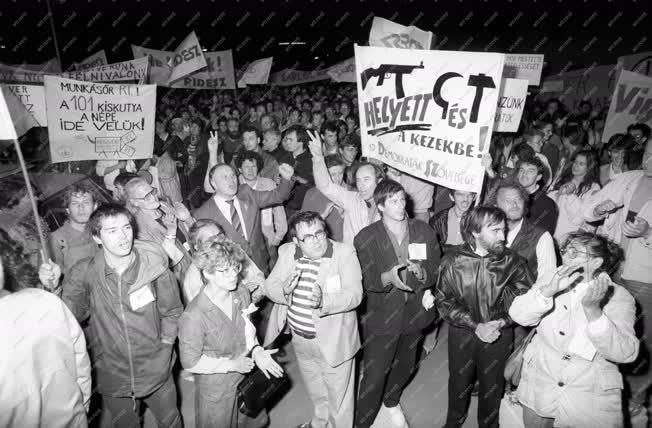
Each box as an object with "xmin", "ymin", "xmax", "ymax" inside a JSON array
[{"xmin": 435, "ymin": 244, "xmax": 534, "ymax": 331}]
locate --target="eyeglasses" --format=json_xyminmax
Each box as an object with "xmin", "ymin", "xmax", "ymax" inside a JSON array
[
  {"xmin": 214, "ymin": 263, "xmax": 242, "ymax": 276},
  {"xmin": 298, "ymin": 230, "xmax": 327, "ymax": 245},
  {"xmin": 560, "ymin": 247, "xmax": 592, "ymax": 259},
  {"xmin": 131, "ymin": 188, "xmax": 158, "ymax": 202}
]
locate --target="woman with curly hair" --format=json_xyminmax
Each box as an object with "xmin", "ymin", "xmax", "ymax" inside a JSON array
[
  {"xmin": 509, "ymin": 232, "xmax": 639, "ymax": 427},
  {"xmin": 0, "ymin": 228, "xmax": 91, "ymax": 427},
  {"xmin": 548, "ymin": 149, "xmax": 601, "ymax": 241},
  {"xmin": 177, "ymin": 239, "xmax": 284, "ymax": 427}
]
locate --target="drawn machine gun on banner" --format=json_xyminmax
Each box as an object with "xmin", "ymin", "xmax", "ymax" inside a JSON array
[{"xmin": 361, "ymin": 61, "xmax": 424, "ymax": 99}]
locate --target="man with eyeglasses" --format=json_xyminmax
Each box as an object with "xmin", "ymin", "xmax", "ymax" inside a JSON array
[
  {"xmin": 263, "ymin": 211, "xmax": 363, "ymax": 428},
  {"xmin": 354, "ymin": 180, "xmax": 440, "ymax": 428},
  {"xmin": 124, "ymin": 177, "xmax": 195, "ymax": 281},
  {"xmin": 38, "ymin": 203, "xmax": 184, "ymax": 427}
]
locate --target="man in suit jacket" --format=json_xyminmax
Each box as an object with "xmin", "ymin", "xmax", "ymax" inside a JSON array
[
  {"xmin": 264, "ymin": 211, "xmax": 363, "ymax": 428},
  {"xmin": 193, "ymin": 162, "xmax": 294, "ymax": 273},
  {"xmin": 354, "ymin": 180, "xmax": 440, "ymax": 428}
]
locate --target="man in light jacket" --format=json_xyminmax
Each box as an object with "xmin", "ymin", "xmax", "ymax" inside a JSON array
[{"xmin": 264, "ymin": 211, "xmax": 363, "ymax": 428}]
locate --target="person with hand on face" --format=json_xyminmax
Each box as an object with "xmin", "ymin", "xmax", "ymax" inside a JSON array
[
  {"xmin": 194, "ymin": 153, "xmax": 295, "ymax": 274},
  {"xmin": 39, "ymin": 204, "xmax": 184, "ymax": 428},
  {"xmin": 436, "ymin": 206, "xmax": 534, "ymax": 428},
  {"xmin": 125, "ymin": 177, "xmax": 194, "ymax": 281},
  {"xmin": 308, "ymin": 130, "xmax": 384, "ymax": 244},
  {"xmin": 509, "ymin": 232, "xmax": 639, "ymax": 428},
  {"xmin": 354, "ymin": 180, "xmax": 441, "ymax": 428},
  {"xmin": 178, "ymin": 240, "xmax": 283, "ymax": 428},
  {"xmin": 583, "ymin": 150, "xmax": 652, "ymax": 415},
  {"xmin": 48, "ymin": 184, "xmax": 100, "ymax": 279},
  {"xmin": 264, "ymin": 212, "xmax": 363, "ymax": 428}
]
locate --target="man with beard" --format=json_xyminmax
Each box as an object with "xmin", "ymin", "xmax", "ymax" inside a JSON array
[
  {"xmin": 222, "ymin": 117, "xmax": 243, "ymax": 164},
  {"xmin": 489, "ymin": 180, "xmax": 556, "ymax": 282},
  {"xmin": 48, "ymin": 184, "xmax": 100, "ymax": 279},
  {"xmin": 38, "ymin": 203, "xmax": 184, "ymax": 427},
  {"xmin": 436, "ymin": 206, "xmax": 534, "ymax": 428}
]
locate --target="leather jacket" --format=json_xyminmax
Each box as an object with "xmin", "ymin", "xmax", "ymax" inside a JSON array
[{"xmin": 436, "ymin": 244, "xmax": 534, "ymax": 331}]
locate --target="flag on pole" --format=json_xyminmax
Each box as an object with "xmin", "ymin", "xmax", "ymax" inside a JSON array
[
  {"xmin": 369, "ymin": 17, "xmax": 434, "ymax": 50},
  {"xmin": 238, "ymin": 57, "xmax": 273, "ymax": 88},
  {"xmin": 167, "ymin": 31, "xmax": 207, "ymax": 84},
  {"xmin": 73, "ymin": 50, "xmax": 108, "ymax": 71},
  {"xmin": 0, "ymin": 85, "xmax": 39, "ymax": 138}
]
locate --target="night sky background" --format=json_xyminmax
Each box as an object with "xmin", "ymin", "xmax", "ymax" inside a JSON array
[{"xmin": 0, "ymin": 0, "xmax": 650, "ymax": 76}]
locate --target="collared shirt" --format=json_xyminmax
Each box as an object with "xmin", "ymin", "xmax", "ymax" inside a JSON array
[
  {"xmin": 384, "ymin": 221, "xmax": 409, "ymax": 283},
  {"xmin": 212, "ymin": 194, "xmax": 249, "ymax": 240},
  {"xmin": 445, "ymin": 208, "xmax": 464, "ymax": 245}
]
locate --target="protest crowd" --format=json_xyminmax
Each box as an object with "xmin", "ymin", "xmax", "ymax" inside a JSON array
[{"xmin": 1, "ymin": 11, "xmax": 652, "ymax": 428}]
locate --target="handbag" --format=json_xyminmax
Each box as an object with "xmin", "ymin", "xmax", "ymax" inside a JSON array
[
  {"xmin": 236, "ymin": 365, "xmax": 289, "ymax": 417},
  {"xmin": 504, "ymin": 328, "xmax": 537, "ymax": 387}
]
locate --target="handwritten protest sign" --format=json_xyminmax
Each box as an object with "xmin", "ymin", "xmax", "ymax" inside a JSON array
[
  {"xmin": 503, "ymin": 54, "xmax": 544, "ymax": 85},
  {"xmin": 167, "ymin": 31, "xmax": 207, "ymax": 83},
  {"xmin": 617, "ymin": 51, "xmax": 652, "ymax": 77},
  {"xmin": 603, "ymin": 70, "xmax": 652, "ymax": 142},
  {"xmin": 0, "ymin": 85, "xmax": 39, "ymax": 137},
  {"xmin": 494, "ymin": 78, "xmax": 528, "ymax": 132},
  {"xmin": 355, "ymin": 45, "xmax": 504, "ymax": 193},
  {"xmin": 73, "ymin": 50, "xmax": 108, "ymax": 71},
  {"xmin": 369, "ymin": 17, "xmax": 433, "ymax": 50},
  {"xmin": 1, "ymin": 84, "xmax": 46, "ymax": 125},
  {"xmin": 269, "ymin": 68, "xmax": 330, "ymax": 86},
  {"xmin": 238, "ymin": 57, "xmax": 273, "ymax": 87},
  {"xmin": 538, "ymin": 64, "xmax": 619, "ymax": 113},
  {"xmin": 44, "ymin": 76, "xmax": 156, "ymax": 163},
  {"xmin": 131, "ymin": 45, "xmax": 234, "ymax": 89},
  {"xmin": 327, "ymin": 57, "xmax": 356, "ymax": 83},
  {"xmin": 0, "ymin": 58, "xmax": 149, "ymax": 84},
  {"xmin": 0, "ymin": 88, "xmax": 18, "ymax": 139}
]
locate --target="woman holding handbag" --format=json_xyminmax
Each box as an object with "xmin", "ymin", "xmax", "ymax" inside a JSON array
[
  {"xmin": 508, "ymin": 231, "xmax": 639, "ymax": 427},
  {"xmin": 178, "ymin": 239, "xmax": 284, "ymax": 427}
]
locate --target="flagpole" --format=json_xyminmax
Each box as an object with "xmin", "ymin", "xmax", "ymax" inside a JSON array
[
  {"xmin": 45, "ymin": 0, "xmax": 64, "ymax": 71},
  {"xmin": 12, "ymin": 138, "xmax": 50, "ymax": 263}
]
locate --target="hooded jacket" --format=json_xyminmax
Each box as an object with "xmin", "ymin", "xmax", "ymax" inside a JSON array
[
  {"xmin": 436, "ymin": 244, "xmax": 534, "ymax": 330},
  {"xmin": 62, "ymin": 240, "xmax": 183, "ymax": 397}
]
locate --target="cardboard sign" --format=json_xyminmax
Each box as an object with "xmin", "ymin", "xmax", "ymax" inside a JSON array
[
  {"xmin": 73, "ymin": 50, "xmax": 108, "ymax": 71},
  {"xmin": 238, "ymin": 57, "xmax": 273, "ymax": 87},
  {"xmin": 369, "ymin": 17, "xmax": 434, "ymax": 50},
  {"xmin": 494, "ymin": 78, "xmax": 529, "ymax": 132},
  {"xmin": 503, "ymin": 54, "xmax": 544, "ymax": 86},
  {"xmin": 131, "ymin": 45, "xmax": 235, "ymax": 89},
  {"xmin": 355, "ymin": 45, "xmax": 504, "ymax": 193},
  {"xmin": 167, "ymin": 31, "xmax": 208, "ymax": 83},
  {"xmin": 0, "ymin": 88, "xmax": 18, "ymax": 139},
  {"xmin": 1, "ymin": 84, "xmax": 47, "ymax": 125},
  {"xmin": 44, "ymin": 76, "xmax": 156, "ymax": 163},
  {"xmin": 603, "ymin": 70, "xmax": 652, "ymax": 142},
  {"xmin": 0, "ymin": 86, "xmax": 40, "ymax": 137}
]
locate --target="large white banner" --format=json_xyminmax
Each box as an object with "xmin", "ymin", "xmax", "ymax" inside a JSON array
[
  {"xmin": 73, "ymin": 50, "xmax": 108, "ymax": 71},
  {"xmin": 131, "ymin": 45, "xmax": 235, "ymax": 89},
  {"xmin": 1, "ymin": 84, "xmax": 46, "ymax": 126},
  {"xmin": 269, "ymin": 68, "xmax": 330, "ymax": 86},
  {"xmin": 44, "ymin": 76, "xmax": 156, "ymax": 163},
  {"xmin": 0, "ymin": 58, "xmax": 149, "ymax": 84},
  {"xmin": 503, "ymin": 54, "xmax": 544, "ymax": 86},
  {"xmin": 167, "ymin": 31, "xmax": 207, "ymax": 83},
  {"xmin": 603, "ymin": 70, "xmax": 652, "ymax": 142},
  {"xmin": 494, "ymin": 78, "xmax": 529, "ymax": 132},
  {"xmin": 355, "ymin": 45, "xmax": 504, "ymax": 193},
  {"xmin": 369, "ymin": 17, "xmax": 433, "ymax": 50},
  {"xmin": 327, "ymin": 57, "xmax": 356, "ymax": 83},
  {"xmin": 238, "ymin": 57, "xmax": 273, "ymax": 87}
]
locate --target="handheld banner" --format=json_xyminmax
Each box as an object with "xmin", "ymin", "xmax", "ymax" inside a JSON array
[
  {"xmin": 503, "ymin": 54, "xmax": 544, "ymax": 86},
  {"xmin": 603, "ymin": 70, "xmax": 652, "ymax": 142},
  {"xmin": 44, "ymin": 76, "xmax": 156, "ymax": 163},
  {"xmin": 238, "ymin": 57, "xmax": 273, "ymax": 87},
  {"xmin": 355, "ymin": 45, "xmax": 504, "ymax": 193},
  {"xmin": 73, "ymin": 50, "xmax": 108, "ymax": 71},
  {"xmin": 494, "ymin": 78, "xmax": 529, "ymax": 132},
  {"xmin": 1, "ymin": 84, "xmax": 47, "ymax": 125},
  {"xmin": 369, "ymin": 17, "xmax": 433, "ymax": 50}
]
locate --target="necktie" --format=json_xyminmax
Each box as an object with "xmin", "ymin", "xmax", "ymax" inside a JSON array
[{"xmin": 225, "ymin": 199, "xmax": 243, "ymax": 237}]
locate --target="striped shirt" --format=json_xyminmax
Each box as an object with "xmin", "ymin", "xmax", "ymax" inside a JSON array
[{"xmin": 287, "ymin": 257, "xmax": 321, "ymax": 339}]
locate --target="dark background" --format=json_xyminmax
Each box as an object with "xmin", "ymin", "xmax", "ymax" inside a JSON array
[{"xmin": 0, "ymin": 0, "xmax": 650, "ymax": 76}]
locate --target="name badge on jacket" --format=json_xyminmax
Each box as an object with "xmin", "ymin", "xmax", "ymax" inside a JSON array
[
  {"xmin": 408, "ymin": 243, "xmax": 427, "ymax": 260},
  {"xmin": 130, "ymin": 285, "xmax": 156, "ymax": 311}
]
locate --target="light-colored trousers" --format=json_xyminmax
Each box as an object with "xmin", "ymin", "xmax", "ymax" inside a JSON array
[{"xmin": 292, "ymin": 334, "xmax": 355, "ymax": 428}]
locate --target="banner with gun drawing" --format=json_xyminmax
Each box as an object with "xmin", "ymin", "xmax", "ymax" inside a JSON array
[
  {"xmin": 354, "ymin": 45, "xmax": 505, "ymax": 193},
  {"xmin": 44, "ymin": 76, "xmax": 156, "ymax": 163}
]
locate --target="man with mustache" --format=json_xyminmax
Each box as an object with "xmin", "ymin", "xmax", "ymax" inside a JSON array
[{"xmin": 436, "ymin": 206, "xmax": 534, "ymax": 428}]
